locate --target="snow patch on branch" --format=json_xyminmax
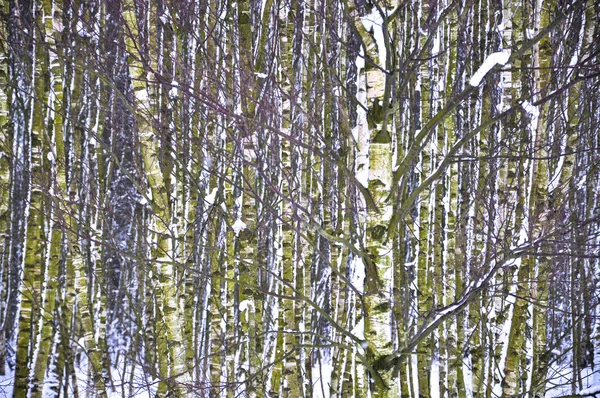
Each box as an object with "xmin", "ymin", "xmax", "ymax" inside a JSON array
[
  {"xmin": 522, "ymin": 100, "xmax": 539, "ymax": 119},
  {"xmin": 239, "ymin": 299, "xmax": 252, "ymax": 313},
  {"xmin": 232, "ymin": 219, "xmax": 247, "ymax": 236},
  {"xmin": 469, "ymin": 52, "xmax": 510, "ymax": 86},
  {"xmin": 204, "ymin": 187, "xmax": 218, "ymax": 205}
]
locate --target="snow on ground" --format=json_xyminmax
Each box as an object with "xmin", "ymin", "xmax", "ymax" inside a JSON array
[
  {"xmin": 546, "ymin": 363, "xmax": 600, "ymax": 397},
  {"xmin": 312, "ymin": 349, "xmax": 333, "ymax": 398},
  {"xmin": 105, "ymin": 364, "xmax": 159, "ymax": 398},
  {"xmin": 349, "ymin": 256, "xmax": 366, "ymax": 294},
  {"xmin": 0, "ymin": 365, "xmax": 14, "ymax": 397},
  {"xmin": 74, "ymin": 352, "xmax": 158, "ymax": 398},
  {"xmin": 546, "ymin": 344, "xmax": 600, "ymax": 398}
]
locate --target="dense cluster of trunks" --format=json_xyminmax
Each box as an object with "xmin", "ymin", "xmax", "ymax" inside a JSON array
[{"xmin": 0, "ymin": 0, "xmax": 599, "ymax": 396}]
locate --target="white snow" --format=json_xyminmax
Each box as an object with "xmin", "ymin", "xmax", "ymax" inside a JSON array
[
  {"xmin": 580, "ymin": 385, "xmax": 600, "ymax": 395},
  {"xmin": 204, "ymin": 187, "xmax": 218, "ymax": 205},
  {"xmin": 239, "ymin": 299, "xmax": 252, "ymax": 313},
  {"xmin": 159, "ymin": 11, "xmax": 169, "ymax": 25},
  {"xmin": 526, "ymin": 28, "xmax": 535, "ymax": 39},
  {"xmin": 0, "ymin": 365, "xmax": 14, "ymax": 397},
  {"xmin": 548, "ymin": 133, "xmax": 566, "ymax": 192},
  {"xmin": 106, "ymin": 367, "xmax": 158, "ymax": 398},
  {"xmin": 498, "ymin": 22, "xmax": 505, "ymax": 36},
  {"xmin": 235, "ymin": 195, "xmax": 243, "ymax": 211},
  {"xmin": 232, "ymin": 219, "xmax": 247, "ymax": 235},
  {"xmin": 546, "ymin": 359, "xmax": 600, "ymax": 397},
  {"xmin": 168, "ymin": 80, "xmax": 178, "ymax": 99},
  {"xmin": 350, "ymin": 256, "xmax": 366, "ymax": 294},
  {"xmin": 356, "ymin": 163, "xmax": 369, "ymax": 188},
  {"xmin": 351, "ymin": 317, "xmax": 365, "ymax": 341},
  {"xmin": 355, "ymin": 46, "xmax": 365, "ymax": 74},
  {"xmin": 411, "ymin": 354, "xmax": 420, "ymax": 397},
  {"xmin": 42, "ymin": 367, "xmax": 60, "ymax": 397},
  {"xmin": 576, "ymin": 174, "xmax": 587, "ymax": 190},
  {"xmin": 568, "ymin": 17, "xmax": 586, "ymax": 70},
  {"xmin": 219, "ymin": 6, "xmax": 228, "ymax": 21},
  {"xmin": 522, "ymin": 100, "xmax": 539, "ymax": 119},
  {"xmin": 522, "ymin": 100, "xmax": 540, "ymax": 153},
  {"xmin": 463, "ymin": 352, "xmax": 474, "ymax": 398},
  {"xmin": 76, "ymin": 19, "xmax": 92, "ymax": 38},
  {"xmin": 430, "ymin": 359, "xmax": 440, "ymax": 398},
  {"xmin": 312, "ymin": 350, "xmax": 333, "ymax": 398},
  {"xmin": 432, "ymin": 31, "xmax": 440, "ymax": 56},
  {"xmin": 254, "ymin": 72, "xmax": 268, "ymax": 79},
  {"xmin": 360, "ymin": 9, "xmax": 387, "ymax": 67},
  {"xmin": 469, "ymin": 52, "xmax": 511, "ymax": 86},
  {"xmin": 136, "ymin": 84, "xmax": 149, "ymax": 103}
]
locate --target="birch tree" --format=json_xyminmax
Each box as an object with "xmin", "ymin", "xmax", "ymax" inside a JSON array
[{"xmin": 1, "ymin": 0, "xmax": 599, "ymax": 397}]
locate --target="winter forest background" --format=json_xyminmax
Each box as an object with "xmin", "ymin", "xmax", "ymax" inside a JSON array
[{"xmin": 0, "ymin": 0, "xmax": 599, "ymax": 396}]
